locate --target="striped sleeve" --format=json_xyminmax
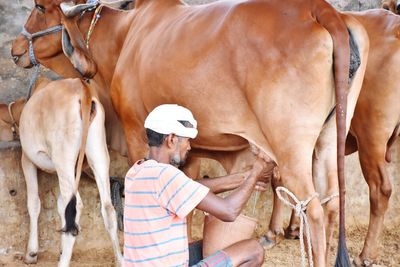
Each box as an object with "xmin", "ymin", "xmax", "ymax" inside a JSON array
[{"xmin": 156, "ymin": 165, "xmax": 209, "ymax": 219}]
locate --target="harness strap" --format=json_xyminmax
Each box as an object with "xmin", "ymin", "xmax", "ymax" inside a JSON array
[
  {"xmin": 20, "ymin": 25, "xmax": 63, "ymax": 66},
  {"xmin": 19, "ymin": 25, "xmax": 61, "ymax": 99},
  {"xmin": 275, "ymin": 186, "xmax": 319, "ymax": 267},
  {"xmin": 86, "ymin": 4, "xmax": 104, "ymax": 49},
  {"xmin": 27, "ymin": 65, "xmax": 41, "ymax": 100}
]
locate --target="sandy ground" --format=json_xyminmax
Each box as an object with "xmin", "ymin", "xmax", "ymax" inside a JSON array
[{"xmin": 1, "ymin": 225, "xmax": 398, "ymax": 266}]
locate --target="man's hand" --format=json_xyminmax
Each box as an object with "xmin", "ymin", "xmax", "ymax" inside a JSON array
[
  {"xmin": 246, "ymin": 158, "xmax": 276, "ymax": 191},
  {"xmin": 250, "ymin": 157, "xmax": 268, "ymax": 176},
  {"xmin": 254, "ymin": 181, "xmax": 268, "ymax": 191}
]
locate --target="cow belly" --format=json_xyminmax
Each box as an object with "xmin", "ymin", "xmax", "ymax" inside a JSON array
[
  {"xmin": 26, "ymin": 150, "xmax": 56, "ymax": 173},
  {"xmin": 191, "ymin": 133, "xmax": 249, "ymax": 151}
]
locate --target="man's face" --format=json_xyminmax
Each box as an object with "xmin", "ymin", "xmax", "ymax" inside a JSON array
[{"xmin": 170, "ymin": 136, "xmax": 191, "ymax": 168}]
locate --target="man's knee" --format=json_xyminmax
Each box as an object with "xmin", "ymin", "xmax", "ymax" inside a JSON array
[
  {"xmin": 248, "ymin": 239, "xmax": 265, "ymax": 264},
  {"xmin": 223, "ymin": 238, "xmax": 265, "ymax": 266}
]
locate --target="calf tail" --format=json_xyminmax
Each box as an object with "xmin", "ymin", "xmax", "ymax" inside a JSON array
[
  {"xmin": 63, "ymin": 80, "xmax": 94, "ymax": 236},
  {"xmin": 64, "ymin": 195, "xmax": 78, "ymax": 236}
]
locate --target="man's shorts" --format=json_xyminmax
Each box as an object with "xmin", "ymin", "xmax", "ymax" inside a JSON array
[{"xmin": 190, "ymin": 250, "xmax": 233, "ymax": 267}]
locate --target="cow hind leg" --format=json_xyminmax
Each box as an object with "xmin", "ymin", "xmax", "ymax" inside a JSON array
[
  {"xmin": 85, "ymin": 103, "xmax": 123, "ymax": 265},
  {"xmin": 21, "ymin": 153, "xmax": 41, "ymax": 264},
  {"xmin": 277, "ymin": 151, "xmax": 326, "ymax": 267},
  {"xmin": 354, "ymin": 145, "xmax": 392, "ymax": 266},
  {"xmin": 260, "ymin": 170, "xmax": 286, "ymax": 249}
]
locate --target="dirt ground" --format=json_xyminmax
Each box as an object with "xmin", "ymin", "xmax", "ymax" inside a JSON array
[
  {"xmin": 0, "ymin": 225, "xmax": 398, "ymax": 266},
  {"xmin": 1, "ymin": 0, "xmax": 398, "ymax": 266}
]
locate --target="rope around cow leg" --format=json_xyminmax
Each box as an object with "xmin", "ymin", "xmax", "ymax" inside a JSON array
[
  {"xmin": 320, "ymin": 192, "xmax": 339, "ymax": 205},
  {"xmin": 275, "ymin": 186, "xmax": 319, "ymax": 267}
]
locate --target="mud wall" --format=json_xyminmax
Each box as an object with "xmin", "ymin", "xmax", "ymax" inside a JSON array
[{"xmin": 1, "ymin": 140, "xmax": 399, "ymax": 264}]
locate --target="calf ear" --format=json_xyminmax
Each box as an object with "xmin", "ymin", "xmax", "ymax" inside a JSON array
[{"xmin": 60, "ymin": 16, "xmax": 97, "ymax": 79}]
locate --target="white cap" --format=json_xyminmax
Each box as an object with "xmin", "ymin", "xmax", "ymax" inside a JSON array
[{"xmin": 144, "ymin": 104, "xmax": 198, "ymax": 138}]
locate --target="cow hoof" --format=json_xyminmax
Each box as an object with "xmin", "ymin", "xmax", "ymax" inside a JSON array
[
  {"xmin": 259, "ymin": 230, "xmax": 284, "ymax": 249},
  {"xmin": 24, "ymin": 252, "xmax": 38, "ymax": 264},
  {"xmin": 285, "ymin": 226, "xmax": 300, "ymax": 240},
  {"xmin": 353, "ymin": 256, "xmax": 375, "ymax": 267}
]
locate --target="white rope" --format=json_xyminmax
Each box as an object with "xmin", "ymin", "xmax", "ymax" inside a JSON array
[
  {"xmin": 275, "ymin": 187, "xmax": 319, "ymax": 267},
  {"xmin": 320, "ymin": 192, "xmax": 339, "ymax": 206}
]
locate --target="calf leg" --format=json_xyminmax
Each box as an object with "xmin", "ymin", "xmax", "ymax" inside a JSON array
[
  {"xmin": 56, "ymin": 167, "xmax": 82, "ymax": 267},
  {"xmin": 58, "ymin": 193, "xmax": 83, "ymax": 267},
  {"xmin": 21, "ymin": 152, "xmax": 40, "ymax": 264},
  {"xmin": 85, "ymin": 105, "xmax": 123, "ymax": 266}
]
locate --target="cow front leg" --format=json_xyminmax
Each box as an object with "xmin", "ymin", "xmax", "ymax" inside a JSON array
[{"xmin": 21, "ymin": 152, "xmax": 40, "ymax": 264}]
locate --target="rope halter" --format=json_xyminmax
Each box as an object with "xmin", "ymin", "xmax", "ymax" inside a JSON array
[
  {"xmin": 20, "ymin": 25, "xmax": 63, "ymax": 99},
  {"xmin": 20, "ymin": 25, "xmax": 63, "ymax": 66}
]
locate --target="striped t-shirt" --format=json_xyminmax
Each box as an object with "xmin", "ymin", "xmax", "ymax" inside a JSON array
[{"xmin": 123, "ymin": 159, "xmax": 210, "ymax": 267}]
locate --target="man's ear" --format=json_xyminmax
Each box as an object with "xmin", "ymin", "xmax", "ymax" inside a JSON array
[
  {"xmin": 165, "ymin": 134, "xmax": 177, "ymax": 149},
  {"xmin": 60, "ymin": 13, "xmax": 97, "ymax": 78}
]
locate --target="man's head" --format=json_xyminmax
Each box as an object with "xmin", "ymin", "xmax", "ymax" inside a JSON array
[{"xmin": 144, "ymin": 104, "xmax": 198, "ymax": 168}]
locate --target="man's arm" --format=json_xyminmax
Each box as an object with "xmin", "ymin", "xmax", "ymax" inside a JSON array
[
  {"xmin": 196, "ymin": 172, "xmax": 247, "ymax": 194},
  {"xmin": 196, "ymin": 158, "xmax": 266, "ymax": 222}
]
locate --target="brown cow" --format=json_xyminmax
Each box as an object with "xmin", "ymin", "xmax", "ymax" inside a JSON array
[
  {"xmin": 267, "ymin": 8, "xmax": 400, "ymax": 267},
  {"xmin": 14, "ymin": 77, "xmax": 122, "ymax": 266},
  {"xmin": 343, "ymin": 9, "xmax": 400, "ymax": 266},
  {"xmin": 11, "ymin": 1, "xmax": 370, "ymax": 266}
]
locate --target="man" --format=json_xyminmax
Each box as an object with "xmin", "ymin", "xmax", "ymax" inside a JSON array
[{"xmin": 124, "ymin": 104, "xmax": 267, "ymax": 267}]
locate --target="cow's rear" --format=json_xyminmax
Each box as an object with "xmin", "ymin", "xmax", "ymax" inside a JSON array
[{"xmin": 18, "ymin": 78, "xmax": 122, "ymax": 266}]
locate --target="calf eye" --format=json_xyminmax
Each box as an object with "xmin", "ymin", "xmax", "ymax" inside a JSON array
[{"xmin": 35, "ymin": 4, "xmax": 46, "ymax": 13}]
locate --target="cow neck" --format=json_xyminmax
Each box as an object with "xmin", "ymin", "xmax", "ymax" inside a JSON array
[{"xmin": 79, "ymin": 7, "xmax": 135, "ymax": 88}]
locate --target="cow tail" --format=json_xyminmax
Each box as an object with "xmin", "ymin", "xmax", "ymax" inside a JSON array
[
  {"xmin": 64, "ymin": 79, "xmax": 93, "ymax": 236},
  {"xmin": 312, "ymin": 1, "xmax": 351, "ymax": 266}
]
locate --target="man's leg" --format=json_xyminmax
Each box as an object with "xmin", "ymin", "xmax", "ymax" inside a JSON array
[
  {"xmin": 193, "ymin": 239, "xmax": 264, "ymax": 267},
  {"xmin": 223, "ymin": 239, "xmax": 264, "ymax": 267}
]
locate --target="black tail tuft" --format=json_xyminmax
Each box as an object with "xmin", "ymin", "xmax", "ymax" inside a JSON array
[
  {"xmin": 63, "ymin": 195, "xmax": 79, "ymax": 236},
  {"xmin": 335, "ymin": 236, "xmax": 351, "ymax": 267}
]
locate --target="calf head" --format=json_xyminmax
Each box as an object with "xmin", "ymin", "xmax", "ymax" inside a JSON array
[
  {"xmin": 60, "ymin": 1, "xmax": 98, "ymax": 78},
  {"xmin": 382, "ymin": 0, "xmax": 400, "ymax": 14},
  {"xmin": 11, "ymin": 0, "xmax": 98, "ymax": 78}
]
